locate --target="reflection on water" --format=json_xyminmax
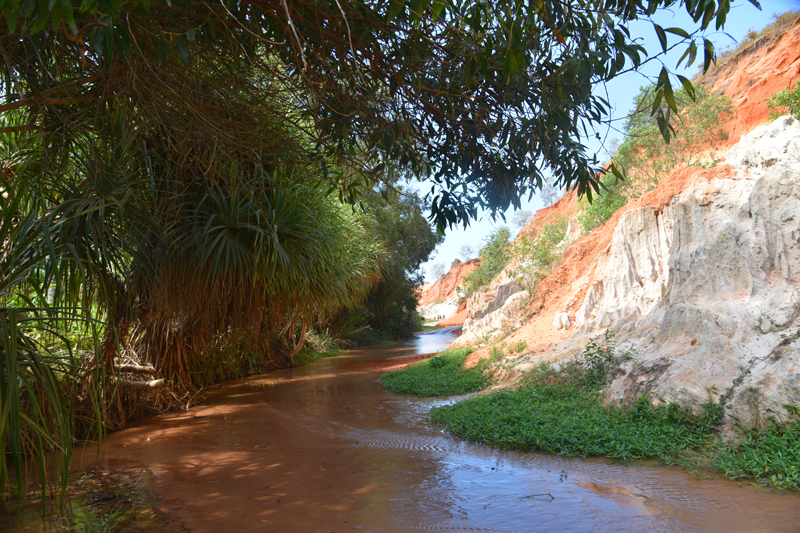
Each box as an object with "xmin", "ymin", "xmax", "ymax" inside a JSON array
[{"xmin": 7, "ymin": 327, "xmax": 800, "ymax": 532}]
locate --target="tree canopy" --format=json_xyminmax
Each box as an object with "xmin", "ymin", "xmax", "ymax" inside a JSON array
[{"xmin": 0, "ymin": 0, "xmax": 759, "ymax": 230}]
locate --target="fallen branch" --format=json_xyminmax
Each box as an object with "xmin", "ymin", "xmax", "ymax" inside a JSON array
[
  {"xmin": 114, "ymin": 364, "xmax": 157, "ymax": 375},
  {"xmin": 115, "ymin": 378, "xmax": 166, "ymax": 390}
]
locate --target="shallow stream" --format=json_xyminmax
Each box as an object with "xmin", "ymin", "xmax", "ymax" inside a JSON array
[{"xmin": 9, "ymin": 327, "xmax": 800, "ymax": 532}]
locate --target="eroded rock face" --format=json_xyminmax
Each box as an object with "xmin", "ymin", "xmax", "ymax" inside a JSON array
[
  {"xmin": 455, "ymin": 290, "xmax": 530, "ymax": 346},
  {"xmin": 552, "ymin": 312, "xmax": 571, "ymax": 330},
  {"xmin": 581, "ymin": 116, "xmax": 800, "ymax": 425},
  {"xmin": 417, "ymin": 259, "xmax": 481, "ymax": 320},
  {"xmin": 575, "ymin": 206, "xmax": 672, "ymax": 332},
  {"xmin": 465, "ymin": 267, "xmax": 522, "ymax": 320}
]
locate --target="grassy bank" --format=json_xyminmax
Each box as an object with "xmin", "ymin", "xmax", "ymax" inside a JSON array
[
  {"xmin": 430, "ymin": 366, "xmax": 720, "ymax": 461},
  {"xmin": 380, "ymin": 347, "xmax": 486, "ymax": 396},
  {"xmin": 713, "ymin": 421, "xmax": 800, "ymax": 490},
  {"xmin": 383, "ymin": 333, "xmax": 800, "ymax": 491}
]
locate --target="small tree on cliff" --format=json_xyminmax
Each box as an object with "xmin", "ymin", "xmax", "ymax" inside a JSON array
[
  {"xmin": 431, "ymin": 263, "xmax": 448, "ymax": 280},
  {"xmin": 767, "ymin": 79, "xmax": 800, "ymax": 120},
  {"xmin": 462, "ymin": 227, "xmax": 512, "ymax": 296},
  {"xmin": 614, "ymin": 84, "xmax": 734, "ymax": 197}
]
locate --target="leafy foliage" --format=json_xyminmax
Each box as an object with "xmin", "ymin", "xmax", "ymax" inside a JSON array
[
  {"xmin": 614, "ymin": 83, "xmax": 734, "ymax": 197},
  {"xmin": 713, "ymin": 420, "xmax": 800, "ymax": 491},
  {"xmin": 0, "ymin": 0, "xmax": 754, "ymax": 228},
  {"xmin": 512, "ymin": 215, "xmax": 568, "ymax": 293},
  {"xmin": 766, "ymin": 79, "xmax": 800, "ymax": 121},
  {"xmin": 426, "ymin": 333, "xmax": 800, "ymax": 490},
  {"xmin": 0, "ymin": 172, "xmax": 107, "ymax": 505},
  {"xmin": 577, "ymin": 176, "xmax": 628, "ymax": 233},
  {"xmin": 577, "ymin": 83, "xmax": 732, "ymax": 233},
  {"xmin": 0, "ymin": 111, "xmax": 385, "ymax": 502},
  {"xmin": 462, "ymin": 227, "xmax": 511, "ymax": 297},
  {"xmin": 380, "ymin": 347, "xmax": 486, "ymax": 397},
  {"xmin": 328, "ymin": 184, "xmax": 441, "ymax": 342}
]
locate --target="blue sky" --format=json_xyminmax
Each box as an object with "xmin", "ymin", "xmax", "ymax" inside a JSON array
[{"xmin": 418, "ymin": 0, "xmax": 799, "ymax": 283}]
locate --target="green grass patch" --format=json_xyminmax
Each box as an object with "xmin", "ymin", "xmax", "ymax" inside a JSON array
[
  {"xmin": 713, "ymin": 421, "xmax": 800, "ymax": 491},
  {"xmin": 428, "ymin": 336, "xmax": 721, "ymax": 463},
  {"xmin": 419, "ymin": 324, "xmax": 445, "ymax": 331},
  {"xmin": 384, "ymin": 331, "xmax": 800, "ymax": 490},
  {"xmin": 380, "ymin": 347, "xmax": 486, "ymax": 396},
  {"xmin": 430, "ymin": 382, "xmax": 719, "ymax": 461}
]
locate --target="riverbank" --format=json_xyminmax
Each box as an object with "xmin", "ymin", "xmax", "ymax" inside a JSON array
[
  {"xmin": 381, "ymin": 334, "xmax": 800, "ymax": 491},
  {"xmin": 6, "ymin": 328, "xmax": 800, "ymax": 532}
]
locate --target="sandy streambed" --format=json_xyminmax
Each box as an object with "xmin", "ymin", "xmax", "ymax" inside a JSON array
[{"xmin": 8, "ymin": 326, "xmax": 800, "ymax": 532}]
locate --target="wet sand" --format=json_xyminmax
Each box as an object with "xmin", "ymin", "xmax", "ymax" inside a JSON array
[{"xmin": 58, "ymin": 328, "xmax": 800, "ymax": 531}]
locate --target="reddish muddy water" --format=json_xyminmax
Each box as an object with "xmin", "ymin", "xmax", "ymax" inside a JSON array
[{"xmin": 12, "ymin": 327, "xmax": 800, "ymax": 532}]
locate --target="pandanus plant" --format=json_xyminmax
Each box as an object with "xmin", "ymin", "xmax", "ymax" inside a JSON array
[{"xmin": 0, "ymin": 115, "xmax": 386, "ymax": 503}]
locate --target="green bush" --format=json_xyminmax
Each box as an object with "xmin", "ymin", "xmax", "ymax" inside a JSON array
[
  {"xmin": 380, "ymin": 347, "xmax": 486, "ymax": 396},
  {"xmin": 766, "ymin": 79, "xmax": 800, "ymax": 121},
  {"xmin": 614, "ymin": 84, "xmax": 733, "ymax": 198},
  {"xmin": 462, "ymin": 227, "xmax": 511, "ymax": 296},
  {"xmin": 512, "ymin": 215, "xmax": 568, "ymax": 293},
  {"xmin": 577, "ymin": 176, "xmax": 628, "ymax": 233}
]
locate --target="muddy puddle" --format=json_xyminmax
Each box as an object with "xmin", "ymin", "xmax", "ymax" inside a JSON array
[{"xmin": 8, "ymin": 326, "xmax": 800, "ymax": 532}]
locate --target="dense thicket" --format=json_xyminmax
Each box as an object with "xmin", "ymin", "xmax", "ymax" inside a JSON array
[{"xmin": 330, "ymin": 185, "xmax": 443, "ymax": 342}]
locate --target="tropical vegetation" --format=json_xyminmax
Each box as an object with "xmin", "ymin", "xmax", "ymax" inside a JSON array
[
  {"xmin": 577, "ymin": 83, "xmax": 733, "ymax": 232},
  {"xmin": 462, "ymin": 227, "xmax": 511, "ymax": 297},
  {"xmin": 0, "ymin": 0, "xmax": 761, "ymax": 505}
]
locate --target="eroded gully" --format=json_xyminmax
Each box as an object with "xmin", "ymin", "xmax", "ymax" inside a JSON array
[{"xmin": 72, "ymin": 328, "xmax": 800, "ymax": 531}]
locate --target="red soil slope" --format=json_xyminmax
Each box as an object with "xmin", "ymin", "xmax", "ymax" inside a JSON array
[
  {"xmin": 702, "ymin": 17, "xmax": 800, "ymax": 148},
  {"xmin": 517, "ymin": 189, "xmax": 579, "ymax": 239},
  {"xmin": 417, "ymin": 258, "xmax": 481, "ymax": 307}
]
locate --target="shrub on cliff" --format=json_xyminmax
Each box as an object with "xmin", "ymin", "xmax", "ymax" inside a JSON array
[
  {"xmin": 767, "ymin": 79, "xmax": 800, "ymax": 121},
  {"xmin": 614, "ymin": 84, "xmax": 734, "ymax": 198},
  {"xmin": 512, "ymin": 215, "xmax": 569, "ymax": 293},
  {"xmin": 577, "ymin": 176, "xmax": 628, "ymax": 234},
  {"xmin": 462, "ymin": 227, "xmax": 511, "ymax": 297},
  {"xmin": 577, "ymin": 83, "xmax": 733, "ymax": 233}
]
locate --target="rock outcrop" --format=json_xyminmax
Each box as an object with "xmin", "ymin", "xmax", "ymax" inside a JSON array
[
  {"xmin": 458, "ymin": 192, "xmax": 580, "ymax": 340},
  {"xmin": 457, "ymin": 291, "xmax": 530, "ymax": 346},
  {"xmin": 600, "ymin": 117, "xmax": 800, "ymax": 425},
  {"xmin": 417, "ymin": 259, "xmax": 480, "ymax": 321},
  {"xmin": 468, "ymin": 117, "xmax": 800, "ymax": 426}
]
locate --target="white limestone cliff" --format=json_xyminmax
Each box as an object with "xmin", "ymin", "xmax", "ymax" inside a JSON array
[{"xmin": 574, "ymin": 116, "xmax": 800, "ymax": 424}]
